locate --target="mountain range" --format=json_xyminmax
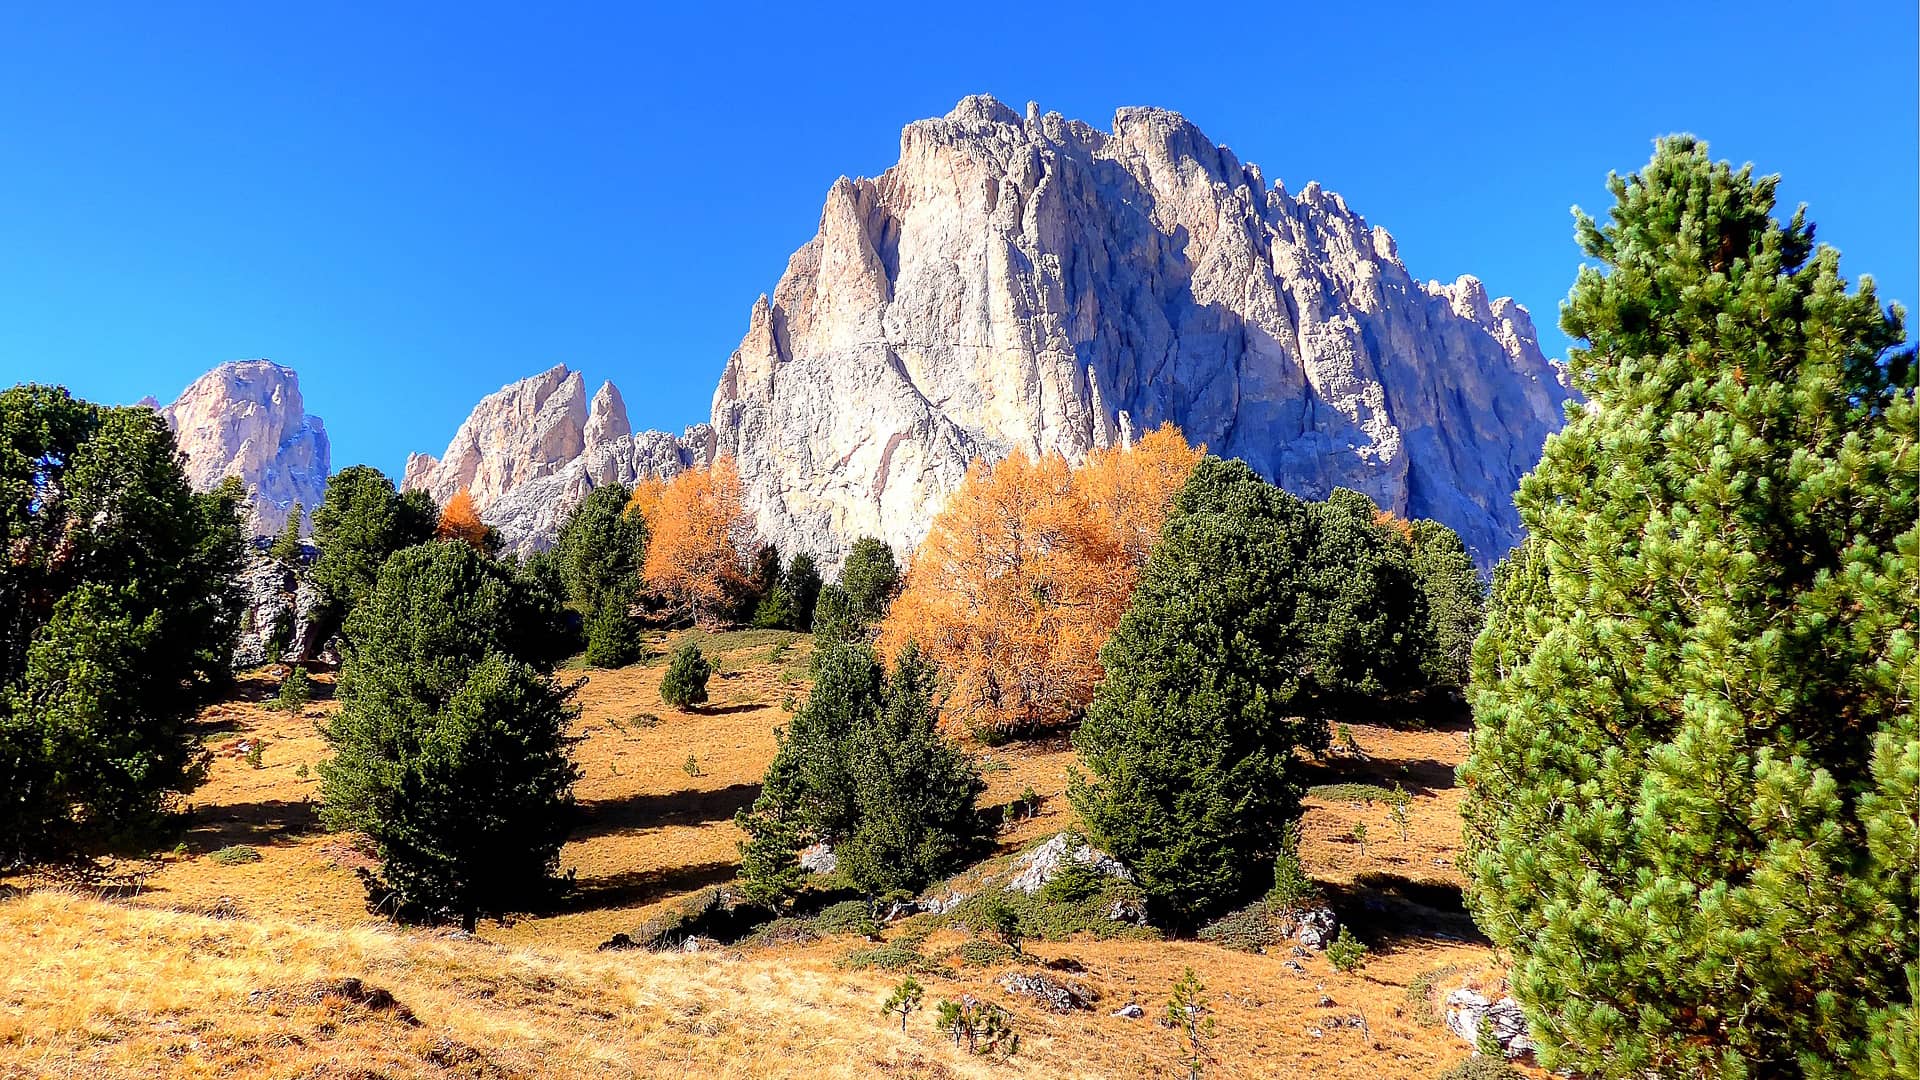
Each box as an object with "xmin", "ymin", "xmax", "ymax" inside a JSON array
[{"xmin": 151, "ymin": 96, "xmax": 1569, "ymax": 568}]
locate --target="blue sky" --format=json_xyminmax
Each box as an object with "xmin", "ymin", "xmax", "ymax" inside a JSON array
[{"xmin": 2, "ymin": 2, "xmax": 1913, "ymax": 479}]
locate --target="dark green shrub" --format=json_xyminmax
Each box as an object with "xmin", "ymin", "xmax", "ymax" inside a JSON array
[
  {"xmin": 1196, "ymin": 900, "xmax": 1294, "ymax": 953},
  {"xmin": 1437, "ymin": 1058, "xmax": 1522, "ymax": 1080},
  {"xmin": 838, "ymin": 537, "xmax": 899, "ymax": 622},
  {"xmin": 582, "ymin": 596, "xmax": 641, "ymax": 668},
  {"xmin": 0, "ymin": 389, "xmax": 246, "ymax": 864},
  {"xmin": 784, "ymin": 552, "xmax": 822, "ymax": 630},
  {"xmin": 1038, "ymin": 860, "xmax": 1105, "ymax": 906},
  {"xmin": 659, "ymin": 641, "xmax": 711, "ymax": 708},
  {"xmin": 210, "ymin": 845, "xmax": 262, "ymax": 866},
  {"xmin": 815, "ymin": 899, "xmax": 881, "ymax": 937},
  {"xmin": 318, "ymin": 541, "xmax": 579, "ymax": 930},
  {"xmin": 270, "ymin": 503, "xmax": 306, "ymax": 565}
]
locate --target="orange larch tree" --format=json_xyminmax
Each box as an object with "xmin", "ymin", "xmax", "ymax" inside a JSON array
[
  {"xmin": 436, "ymin": 489, "xmax": 491, "ymax": 551},
  {"xmin": 879, "ymin": 423, "xmax": 1202, "ymax": 736},
  {"xmin": 627, "ymin": 457, "xmax": 754, "ymax": 625}
]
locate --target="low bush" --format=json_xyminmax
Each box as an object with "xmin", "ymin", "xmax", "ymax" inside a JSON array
[
  {"xmin": 210, "ymin": 845, "xmax": 263, "ymax": 866},
  {"xmin": 814, "ymin": 899, "xmax": 881, "ymax": 937},
  {"xmin": 1197, "ymin": 899, "xmax": 1296, "ymax": 953},
  {"xmin": 1306, "ymin": 782, "xmax": 1396, "ymax": 804},
  {"xmin": 1437, "ymin": 1058, "xmax": 1523, "ymax": 1080},
  {"xmin": 630, "ymin": 886, "xmax": 771, "ymax": 950},
  {"xmin": 942, "ymin": 881, "xmax": 1156, "ymax": 944},
  {"xmin": 1406, "ymin": 963, "xmax": 1466, "ymax": 1027},
  {"xmin": 741, "ymin": 916, "xmax": 820, "ymax": 949},
  {"xmin": 952, "ymin": 938, "xmax": 1018, "ymax": 967},
  {"xmin": 836, "ymin": 941, "xmax": 942, "ymax": 974},
  {"xmin": 659, "ymin": 642, "xmax": 711, "ymax": 708}
]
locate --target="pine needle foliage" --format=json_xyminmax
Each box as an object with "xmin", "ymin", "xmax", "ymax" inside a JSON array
[{"xmin": 1461, "ymin": 136, "xmax": 1917, "ymax": 1079}]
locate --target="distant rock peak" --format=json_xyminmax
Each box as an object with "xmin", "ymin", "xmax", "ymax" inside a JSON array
[
  {"xmin": 403, "ymin": 365, "xmax": 710, "ymax": 554},
  {"xmin": 156, "ymin": 359, "xmax": 329, "ymax": 535}
]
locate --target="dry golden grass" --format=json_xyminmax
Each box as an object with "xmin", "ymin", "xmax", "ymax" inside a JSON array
[{"xmin": 0, "ymin": 633, "xmax": 1526, "ymax": 1079}]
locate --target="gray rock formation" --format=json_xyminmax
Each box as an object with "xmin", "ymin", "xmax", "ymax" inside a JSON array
[
  {"xmin": 1445, "ymin": 988, "xmax": 1537, "ymax": 1060},
  {"xmin": 1005, "ymin": 831, "xmax": 1134, "ymax": 896},
  {"xmin": 156, "ymin": 360, "xmax": 329, "ymax": 536},
  {"xmin": 710, "ymin": 96, "xmax": 1568, "ymax": 569},
  {"xmin": 403, "ymin": 364, "xmax": 713, "ymax": 554},
  {"xmin": 230, "ymin": 541, "xmax": 332, "ymax": 667}
]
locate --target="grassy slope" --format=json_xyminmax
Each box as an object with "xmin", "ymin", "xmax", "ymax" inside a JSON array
[{"xmin": 0, "ymin": 630, "xmax": 1522, "ymax": 1079}]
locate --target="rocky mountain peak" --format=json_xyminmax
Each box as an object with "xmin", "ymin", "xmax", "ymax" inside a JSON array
[
  {"xmin": 156, "ymin": 359, "xmax": 329, "ymax": 535},
  {"xmin": 404, "ymin": 365, "xmax": 711, "ymax": 554},
  {"xmin": 711, "ymin": 96, "xmax": 1569, "ymax": 569}
]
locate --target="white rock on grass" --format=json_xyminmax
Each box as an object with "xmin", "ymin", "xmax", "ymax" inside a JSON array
[
  {"xmin": 1005, "ymin": 832, "xmax": 1132, "ymax": 896},
  {"xmin": 1444, "ymin": 988, "xmax": 1537, "ymax": 1061}
]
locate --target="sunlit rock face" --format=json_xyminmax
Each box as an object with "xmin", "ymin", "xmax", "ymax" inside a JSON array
[
  {"xmin": 403, "ymin": 365, "xmax": 712, "ymax": 554},
  {"xmin": 157, "ymin": 359, "xmax": 330, "ymax": 536},
  {"xmin": 710, "ymin": 95, "xmax": 1569, "ymax": 570}
]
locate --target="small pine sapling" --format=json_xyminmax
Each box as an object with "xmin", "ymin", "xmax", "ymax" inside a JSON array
[
  {"xmin": 1387, "ymin": 785, "xmax": 1412, "ymax": 843},
  {"xmin": 980, "ymin": 895, "xmax": 1024, "ymax": 955},
  {"xmin": 881, "ymin": 976, "xmax": 924, "ymax": 1033},
  {"xmin": 1349, "ymin": 821, "xmax": 1369, "ymax": 857},
  {"xmin": 1328, "ymin": 926, "xmax": 1368, "ymax": 973},
  {"xmin": 245, "ymin": 741, "xmax": 265, "ymax": 770},
  {"xmin": 683, "ymin": 753, "xmax": 702, "ymax": 777},
  {"xmin": 1166, "ymin": 967, "xmax": 1214, "ymax": 1080},
  {"xmin": 1332, "ymin": 723, "xmax": 1367, "ymax": 760},
  {"xmin": 659, "ymin": 641, "xmax": 711, "ymax": 708},
  {"xmin": 275, "ymin": 665, "xmax": 310, "ymax": 712},
  {"xmin": 1267, "ymin": 822, "xmax": 1320, "ymax": 911}
]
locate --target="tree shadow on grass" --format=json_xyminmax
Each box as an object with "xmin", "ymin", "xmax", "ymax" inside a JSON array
[
  {"xmin": 1297, "ymin": 756, "xmax": 1458, "ymax": 798},
  {"xmin": 1321, "ymin": 871, "xmax": 1488, "ymax": 956},
  {"xmin": 563, "ymin": 860, "xmax": 738, "ymax": 913},
  {"xmin": 176, "ymin": 798, "xmax": 321, "ymax": 853},
  {"xmin": 571, "ymin": 782, "xmax": 761, "ymax": 839},
  {"xmin": 687, "ymin": 702, "xmax": 765, "ymax": 717}
]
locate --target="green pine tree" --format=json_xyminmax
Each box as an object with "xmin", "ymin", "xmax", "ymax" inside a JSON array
[
  {"xmin": 839, "ymin": 537, "xmax": 900, "ymax": 622},
  {"xmin": 0, "ymin": 390, "xmax": 243, "ymax": 863},
  {"xmin": 551, "ymin": 484, "xmax": 645, "ymax": 611},
  {"xmin": 785, "ymin": 552, "xmax": 823, "ymax": 630},
  {"xmin": 1461, "ymin": 137, "xmax": 1917, "ymax": 1079},
  {"xmin": 836, "ymin": 644, "xmax": 986, "ymax": 896},
  {"xmin": 736, "ymin": 642, "xmax": 982, "ymax": 903},
  {"xmin": 1069, "ymin": 457, "xmax": 1329, "ymax": 924},
  {"xmin": 270, "ymin": 502, "xmax": 306, "ymax": 565},
  {"xmin": 308, "ymin": 465, "xmax": 439, "ymax": 631},
  {"xmin": 1406, "ymin": 519, "xmax": 1484, "ymax": 689},
  {"xmin": 659, "ymin": 641, "xmax": 711, "ymax": 708},
  {"xmin": 318, "ymin": 540, "xmax": 578, "ymax": 929},
  {"xmin": 582, "ymin": 594, "xmax": 641, "ymax": 668}
]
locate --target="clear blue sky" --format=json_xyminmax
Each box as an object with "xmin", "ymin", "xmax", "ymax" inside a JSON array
[{"xmin": 3, "ymin": 2, "xmax": 1913, "ymax": 480}]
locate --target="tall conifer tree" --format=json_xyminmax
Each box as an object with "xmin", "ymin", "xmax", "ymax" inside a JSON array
[{"xmin": 1462, "ymin": 137, "xmax": 1916, "ymax": 1078}]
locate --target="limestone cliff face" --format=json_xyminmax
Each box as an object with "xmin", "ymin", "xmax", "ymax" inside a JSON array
[
  {"xmin": 710, "ymin": 96, "xmax": 1568, "ymax": 568},
  {"xmin": 157, "ymin": 360, "xmax": 330, "ymax": 535},
  {"xmin": 403, "ymin": 365, "xmax": 712, "ymax": 553}
]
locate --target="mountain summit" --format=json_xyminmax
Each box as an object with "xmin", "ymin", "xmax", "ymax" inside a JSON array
[{"xmin": 710, "ymin": 95, "xmax": 1567, "ymax": 567}]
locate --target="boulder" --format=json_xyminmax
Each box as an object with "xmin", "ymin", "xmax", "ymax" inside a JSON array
[
  {"xmin": 1005, "ymin": 832, "xmax": 1133, "ymax": 897},
  {"xmin": 998, "ymin": 972, "xmax": 1096, "ymax": 1013},
  {"xmin": 1444, "ymin": 988, "xmax": 1537, "ymax": 1061}
]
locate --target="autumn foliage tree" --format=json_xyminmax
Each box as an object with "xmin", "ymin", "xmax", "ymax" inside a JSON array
[
  {"xmin": 436, "ymin": 489, "xmax": 492, "ymax": 552},
  {"xmin": 628, "ymin": 458, "xmax": 754, "ymax": 625},
  {"xmin": 878, "ymin": 424, "xmax": 1202, "ymax": 736}
]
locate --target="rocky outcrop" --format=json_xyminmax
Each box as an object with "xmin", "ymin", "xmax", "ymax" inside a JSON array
[
  {"xmin": 404, "ymin": 365, "xmax": 713, "ymax": 554},
  {"xmin": 711, "ymin": 96, "xmax": 1568, "ymax": 569},
  {"xmin": 156, "ymin": 360, "xmax": 330, "ymax": 536},
  {"xmin": 1005, "ymin": 832, "xmax": 1133, "ymax": 896},
  {"xmin": 231, "ymin": 541, "xmax": 331, "ymax": 667},
  {"xmin": 1445, "ymin": 988, "xmax": 1537, "ymax": 1061}
]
